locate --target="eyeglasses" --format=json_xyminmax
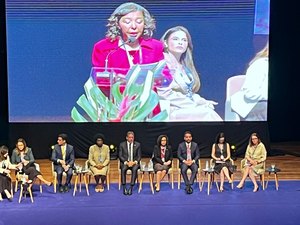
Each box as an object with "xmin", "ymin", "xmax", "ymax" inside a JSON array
[{"xmin": 251, "ymin": 137, "xmax": 258, "ymax": 140}]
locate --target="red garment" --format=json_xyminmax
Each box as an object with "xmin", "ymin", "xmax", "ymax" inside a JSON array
[
  {"xmin": 92, "ymin": 37, "xmax": 165, "ymax": 74},
  {"xmin": 160, "ymin": 147, "xmax": 166, "ymax": 160},
  {"xmin": 91, "ymin": 37, "xmax": 170, "ymax": 116}
]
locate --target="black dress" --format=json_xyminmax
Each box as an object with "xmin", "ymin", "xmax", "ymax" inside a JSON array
[
  {"xmin": 0, "ymin": 160, "xmax": 12, "ymax": 193},
  {"xmin": 213, "ymin": 143, "xmax": 233, "ymax": 175}
]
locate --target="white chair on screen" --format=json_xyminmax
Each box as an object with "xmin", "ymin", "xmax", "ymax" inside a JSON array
[{"xmin": 224, "ymin": 75, "xmax": 246, "ymax": 121}]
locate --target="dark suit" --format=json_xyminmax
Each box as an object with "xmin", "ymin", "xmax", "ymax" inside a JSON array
[
  {"xmin": 152, "ymin": 145, "xmax": 173, "ymax": 171},
  {"xmin": 51, "ymin": 144, "xmax": 75, "ymax": 186},
  {"xmin": 118, "ymin": 141, "xmax": 141, "ymax": 186},
  {"xmin": 177, "ymin": 141, "xmax": 200, "ymax": 186}
]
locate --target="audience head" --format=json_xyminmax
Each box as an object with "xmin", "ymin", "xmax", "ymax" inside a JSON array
[{"xmin": 106, "ymin": 2, "xmax": 156, "ymax": 42}]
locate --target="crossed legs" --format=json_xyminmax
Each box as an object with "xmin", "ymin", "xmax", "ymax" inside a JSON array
[
  {"xmin": 219, "ymin": 167, "xmax": 232, "ymax": 191},
  {"xmin": 237, "ymin": 166, "xmax": 259, "ymax": 192}
]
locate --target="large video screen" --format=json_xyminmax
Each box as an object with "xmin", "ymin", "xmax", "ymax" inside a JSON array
[{"xmin": 6, "ymin": 0, "xmax": 269, "ymax": 122}]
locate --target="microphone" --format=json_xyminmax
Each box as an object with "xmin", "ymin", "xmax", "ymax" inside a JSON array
[
  {"xmin": 102, "ymin": 37, "xmax": 136, "ymax": 100},
  {"xmin": 104, "ymin": 37, "xmax": 136, "ymax": 72}
]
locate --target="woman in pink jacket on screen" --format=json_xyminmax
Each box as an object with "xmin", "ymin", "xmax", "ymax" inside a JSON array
[{"xmin": 92, "ymin": 2, "xmax": 166, "ymax": 76}]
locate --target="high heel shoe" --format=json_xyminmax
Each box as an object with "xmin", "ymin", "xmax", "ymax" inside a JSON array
[
  {"xmin": 220, "ymin": 186, "xmax": 224, "ymax": 192},
  {"xmin": 47, "ymin": 182, "xmax": 53, "ymax": 187},
  {"xmin": 253, "ymin": 186, "xmax": 259, "ymax": 192},
  {"xmin": 236, "ymin": 184, "xmax": 244, "ymax": 189}
]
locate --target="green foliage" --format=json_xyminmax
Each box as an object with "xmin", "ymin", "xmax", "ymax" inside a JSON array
[{"xmin": 71, "ymin": 65, "xmax": 168, "ymax": 122}]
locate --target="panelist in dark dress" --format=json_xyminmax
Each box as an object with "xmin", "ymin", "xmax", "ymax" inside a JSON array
[{"xmin": 152, "ymin": 135, "xmax": 173, "ymax": 192}]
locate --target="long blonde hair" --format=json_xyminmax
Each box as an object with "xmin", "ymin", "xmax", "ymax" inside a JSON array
[
  {"xmin": 249, "ymin": 42, "xmax": 269, "ymax": 66},
  {"xmin": 161, "ymin": 26, "xmax": 201, "ymax": 92}
]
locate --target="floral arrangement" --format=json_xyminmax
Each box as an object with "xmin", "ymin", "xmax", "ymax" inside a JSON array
[{"xmin": 71, "ymin": 64, "xmax": 168, "ymax": 122}]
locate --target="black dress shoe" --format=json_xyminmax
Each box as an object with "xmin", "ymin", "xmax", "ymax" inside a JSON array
[
  {"xmin": 59, "ymin": 186, "xmax": 64, "ymax": 193},
  {"xmin": 185, "ymin": 185, "xmax": 190, "ymax": 194},
  {"xmin": 123, "ymin": 187, "xmax": 128, "ymax": 195},
  {"xmin": 189, "ymin": 186, "xmax": 193, "ymax": 194},
  {"xmin": 127, "ymin": 187, "xmax": 133, "ymax": 195},
  {"xmin": 64, "ymin": 185, "xmax": 69, "ymax": 192}
]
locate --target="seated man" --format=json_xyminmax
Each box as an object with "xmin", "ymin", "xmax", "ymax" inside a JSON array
[
  {"xmin": 51, "ymin": 133, "xmax": 75, "ymax": 193},
  {"xmin": 177, "ymin": 131, "xmax": 200, "ymax": 194},
  {"xmin": 118, "ymin": 131, "xmax": 141, "ymax": 196}
]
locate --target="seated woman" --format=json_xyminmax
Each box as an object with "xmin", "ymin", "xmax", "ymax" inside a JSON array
[
  {"xmin": 211, "ymin": 132, "xmax": 233, "ymax": 192},
  {"xmin": 231, "ymin": 42, "xmax": 269, "ymax": 121},
  {"xmin": 0, "ymin": 145, "xmax": 16, "ymax": 202},
  {"xmin": 158, "ymin": 26, "xmax": 222, "ymax": 121},
  {"xmin": 88, "ymin": 134, "xmax": 110, "ymax": 193},
  {"xmin": 152, "ymin": 135, "xmax": 173, "ymax": 192},
  {"xmin": 11, "ymin": 138, "xmax": 52, "ymax": 191},
  {"xmin": 236, "ymin": 132, "xmax": 267, "ymax": 192}
]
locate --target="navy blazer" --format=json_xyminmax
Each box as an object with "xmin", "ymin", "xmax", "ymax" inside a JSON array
[
  {"xmin": 51, "ymin": 144, "xmax": 75, "ymax": 169},
  {"xmin": 177, "ymin": 141, "xmax": 200, "ymax": 165},
  {"xmin": 152, "ymin": 145, "xmax": 173, "ymax": 165},
  {"xmin": 118, "ymin": 141, "xmax": 141, "ymax": 165}
]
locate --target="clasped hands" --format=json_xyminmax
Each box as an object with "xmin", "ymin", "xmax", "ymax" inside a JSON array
[
  {"xmin": 247, "ymin": 159, "xmax": 258, "ymax": 166},
  {"xmin": 163, "ymin": 161, "xmax": 171, "ymax": 166},
  {"xmin": 184, "ymin": 159, "xmax": 194, "ymax": 166},
  {"xmin": 127, "ymin": 161, "xmax": 137, "ymax": 167},
  {"xmin": 59, "ymin": 160, "xmax": 70, "ymax": 172},
  {"xmin": 95, "ymin": 164, "xmax": 104, "ymax": 170}
]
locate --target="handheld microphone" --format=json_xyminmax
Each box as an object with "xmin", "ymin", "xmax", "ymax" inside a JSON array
[{"xmin": 104, "ymin": 37, "xmax": 136, "ymax": 71}]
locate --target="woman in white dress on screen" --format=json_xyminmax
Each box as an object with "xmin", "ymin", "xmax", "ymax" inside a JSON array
[
  {"xmin": 230, "ymin": 42, "xmax": 269, "ymax": 121},
  {"xmin": 158, "ymin": 26, "xmax": 222, "ymax": 121}
]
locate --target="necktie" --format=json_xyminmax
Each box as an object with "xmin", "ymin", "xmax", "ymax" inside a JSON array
[
  {"xmin": 62, "ymin": 145, "xmax": 66, "ymax": 160},
  {"xmin": 187, "ymin": 143, "xmax": 191, "ymax": 160},
  {"xmin": 128, "ymin": 143, "xmax": 133, "ymax": 161}
]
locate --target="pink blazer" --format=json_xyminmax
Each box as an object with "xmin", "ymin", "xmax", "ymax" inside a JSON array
[{"xmin": 92, "ymin": 37, "xmax": 165, "ymax": 74}]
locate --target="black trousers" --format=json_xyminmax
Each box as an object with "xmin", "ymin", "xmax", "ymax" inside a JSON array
[
  {"xmin": 55, "ymin": 166, "xmax": 73, "ymax": 186},
  {"xmin": 120, "ymin": 164, "xmax": 139, "ymax": 186},
  {"xmin": 180, "ymin": 163, "xmax": 198, "ymax": 186}
]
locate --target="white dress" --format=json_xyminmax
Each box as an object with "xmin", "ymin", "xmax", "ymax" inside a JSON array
[
  {"xmin": 231, "ymin": 57, "xmax": 268, "ymax": 120},
  {"xmin": 157, "ymin": 56, "xmax": 222, "ymax": 122}
]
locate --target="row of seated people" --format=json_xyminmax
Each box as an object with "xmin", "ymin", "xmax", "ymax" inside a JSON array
[{"xmin": 0, "ymin": 131, "xmax": 267, "ymax": 201}]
